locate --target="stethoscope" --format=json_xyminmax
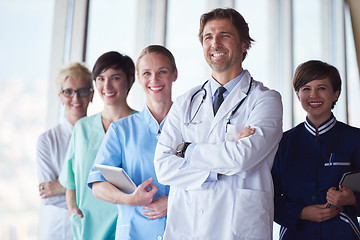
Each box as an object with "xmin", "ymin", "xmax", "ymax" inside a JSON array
[{"xmin": 185, "ymin": 77, "xmax": 253, "ymax": 132}]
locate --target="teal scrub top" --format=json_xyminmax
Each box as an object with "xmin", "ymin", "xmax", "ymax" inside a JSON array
[{"xmin": 59, "ymin": 112, "xmax": 118, "ymax": 240}]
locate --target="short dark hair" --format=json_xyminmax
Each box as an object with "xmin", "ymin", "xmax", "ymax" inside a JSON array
[
  {"xmin": 92, "ymin": 51, "xmax": 135, "ymax": 88},
  {"xmin": 293, "ymin": 60, "xmax": 342, "ymax": 108},
  {"xmin": 198, "ymin": 8, "xmax": 254, "ymax": 61}
]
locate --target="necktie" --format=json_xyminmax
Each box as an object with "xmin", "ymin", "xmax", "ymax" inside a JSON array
[{"xmin": 213, "ymin": 86, "xmax": 226, "ymax": 115}]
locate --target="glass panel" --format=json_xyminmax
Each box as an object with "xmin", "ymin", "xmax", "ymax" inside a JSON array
[
  {"xmin": 235, "ymin": 0, "xmax": 270, "ymax": 87},
  {"xmin": 292, "ymin": 0, "xmax": 322, "ymax": 125},
  {"xmin": 167, "ymin": 0, "xmax": 271, "ymax": 100},
  {"xmin": 166, "ymin": 0, "xmax": 208, "ymax": 99},
  {"xmin": 0, "ymin": 0, "xmax": 55, "ymax": 239},
  {"xmin": 345, "ymin": 4, "xmax": 360, "ymax": 128},
  {"xmin": 86, "ymin": 0, "xmax": 138, "ymax": 114}
]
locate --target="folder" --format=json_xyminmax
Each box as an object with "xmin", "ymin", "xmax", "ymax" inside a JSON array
[{"xmin": 339, "ymin": 170, "xmax": 360, "ymax": 192}]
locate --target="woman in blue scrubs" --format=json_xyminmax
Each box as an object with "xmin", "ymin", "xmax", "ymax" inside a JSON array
[
  {"xmin": 272, "ymin": 60, "xmax": 360, "ymax": 239},
  {"xmin": 88, "ymin": 45, "xmax": 177, "ymax": 240}
]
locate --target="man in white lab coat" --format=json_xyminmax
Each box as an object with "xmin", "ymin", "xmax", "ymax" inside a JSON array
[{"xmin": 154, "ymin": 8, "xmax": 283, "ymax": 240}]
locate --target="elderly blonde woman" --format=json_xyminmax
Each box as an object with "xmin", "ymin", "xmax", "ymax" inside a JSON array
[{"xmin": 36, "ymin": 62, "xmax": 94, "ymax": 239}]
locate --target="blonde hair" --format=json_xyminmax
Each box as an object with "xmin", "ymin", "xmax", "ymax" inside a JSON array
[
  {"xmin": 56, "ymin": 62, "xmax": 93, "ymax": 93},
  {"xmin": 136, "ymin": 45, "xmax": 177, "ymax": 73}
]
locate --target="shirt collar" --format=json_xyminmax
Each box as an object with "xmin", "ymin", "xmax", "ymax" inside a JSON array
[
  {"xmin": 143, "ymin": 106, "xmax": 166, "ymax": 134},
  {"xmin": 210, "ymin": 69, "xmax": 245, "ymax": 98},
  {"xmin": 304, "ymin": 114, "xmax": 337, "ymax": 136},
  {"xmin": 64, "ymin": 117, "xmax": 74, "ymax": 132}
]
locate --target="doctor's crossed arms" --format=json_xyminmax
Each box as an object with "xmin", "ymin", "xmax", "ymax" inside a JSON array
[{"xmin": 154, "ymin": 7, "xmax": 283, "ymax": 240}]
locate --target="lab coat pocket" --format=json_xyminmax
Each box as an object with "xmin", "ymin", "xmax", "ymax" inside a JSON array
[
  {"xmin": 232, "ymin": 188, "xmax": 272, "ymax": 239},
  {"xmin": 225, "ymin": 123, "xmax": 244, "ymax": 141}
]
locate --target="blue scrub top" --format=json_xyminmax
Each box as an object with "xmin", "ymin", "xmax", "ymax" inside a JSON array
[
  {"xmin": 272, "ymin": 115, "xmax": 360, "ymax": 240},
  {"xmin": 88, "ymin": 107, "xmax": 169, "ymax": 240}
]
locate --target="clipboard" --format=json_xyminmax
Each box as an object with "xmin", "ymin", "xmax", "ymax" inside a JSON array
[
  {"xmin": 95, "ymin": 164, "xmax": 137, "ymax": 194},
  {"xmin": 339, "ymin": 170, "xmax": 360, "ymax": 192},
  {"xmin": 326, "ymin": 170, "xmax": 360, "ymax": 208}
]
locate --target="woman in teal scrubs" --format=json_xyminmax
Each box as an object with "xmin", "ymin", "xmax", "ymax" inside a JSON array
[
  {"xmin": 59, "ymin": 51, "xmax": 137, "ymax": 239},
  {"xmin": 87, "ymin": 45, "xmax": 177, "ymax": 240}
]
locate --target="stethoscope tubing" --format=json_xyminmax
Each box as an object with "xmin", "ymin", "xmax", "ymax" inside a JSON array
[{"xmin": 186, "ymin": 78, "xmax": 253, "ymax": 127}]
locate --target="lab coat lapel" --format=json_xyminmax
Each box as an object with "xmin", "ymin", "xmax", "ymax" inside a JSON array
[
  {"xmin": 210, "ymin": 72, "xmax": 251, "ymax": 130},
  {"xmin": 203, "ymin": 82, "xmax": 215, "ymax": 123}
]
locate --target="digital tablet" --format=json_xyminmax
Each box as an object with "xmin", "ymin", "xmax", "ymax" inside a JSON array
[
  {"xmin": 339, "ymin": 170, "xmax": 360, "ymax": 192},
  {"xmin": 95, "ymin": 164, "xmax": 137, "ymax": 194}
]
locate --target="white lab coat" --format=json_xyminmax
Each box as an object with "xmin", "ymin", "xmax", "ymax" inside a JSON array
[
  {"xmin": 37, "ymin": 120, "xmax": 73, "ymax": 240},
  {"xmin": 154, "ymin": 70, "xmax": 283, "ymax": 240}
]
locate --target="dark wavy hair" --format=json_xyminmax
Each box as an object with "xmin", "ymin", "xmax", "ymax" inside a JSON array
[{"xmin": 198, "ymin": 8, "xmax": 254, "ymax": 61}]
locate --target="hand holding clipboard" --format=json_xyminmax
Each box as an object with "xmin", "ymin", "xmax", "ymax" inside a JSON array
[
  {"xmin": 326, "ymin": 170, "xmax": 360, "ymax": 208},
  {"xmin": 339, "ymin": 170, "xmax": 360, "ymax": 192}
]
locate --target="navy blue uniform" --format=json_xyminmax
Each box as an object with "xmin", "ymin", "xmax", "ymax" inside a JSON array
[{"xmin": 272, "ymin": 115, "xmax": 360, "ymax": 239}]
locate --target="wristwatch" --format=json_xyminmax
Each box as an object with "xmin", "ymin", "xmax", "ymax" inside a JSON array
[{"xmin": 176, "ymin": 142, "xmax": 191, "ymax": 158}]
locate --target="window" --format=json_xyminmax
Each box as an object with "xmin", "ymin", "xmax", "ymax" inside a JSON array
[
  {"xmin": 166, "ymin": 0, "xmax": 208, "ymax": 98},
  {"xmin": 0, "ymin": 0, "xmax": 55, "ymax": 239},
  {"xmin": 292, "ymin": 0, "xmax": 323, "ymax": 125},
  {"xmin": 86, "ymin": 0, "xmax": 139, "ymax": 114},
  {"xmin": 345, "ymin": 3, "xmax": 360, "ymax": 128},
  {"xmin": 2, "ymin": 1, "xmax": 360, "ymax": 239}
]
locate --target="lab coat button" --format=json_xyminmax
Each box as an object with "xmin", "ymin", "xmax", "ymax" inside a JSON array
[
  {"xmin": 311, "ymin": 196, "xmax": 316, "ymax": 201},
  {"xmin": 157, "ymin": 236, "xmax": 162, "ymax": 240},
  {"xmin": 199, "ymin": 209, "xmax": 204, "ymax": 215}
]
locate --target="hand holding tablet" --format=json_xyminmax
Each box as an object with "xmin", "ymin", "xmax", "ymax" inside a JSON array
[{"xmin": 95, "ymin": 164, "xmax": 137, "ymax": 194}]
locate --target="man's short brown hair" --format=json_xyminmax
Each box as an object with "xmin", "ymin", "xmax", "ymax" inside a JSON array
[{"xmin": 198, "ymin": 8, "xmax": 254, "ymax": 61}]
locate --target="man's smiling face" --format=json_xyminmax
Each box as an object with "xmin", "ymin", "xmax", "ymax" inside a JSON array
[{"xmin": 202, "ymin": 18, "xmax": 246, "ymax": 73}]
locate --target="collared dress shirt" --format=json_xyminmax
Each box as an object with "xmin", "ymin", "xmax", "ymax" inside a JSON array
[
  {"xmin": 88, "ymin": 107, "xmax": 169, "ymax": 240},
  {"xmin": 272, "ymin": 115, "xmax": 360, "ymax": 240},
  {"xmin": 155, "ymin": 70, "xmax": 283, "ymax": 240},
  {"xmin": 209, "ymin": 69, "xmax": 245, "ymax": 102}
]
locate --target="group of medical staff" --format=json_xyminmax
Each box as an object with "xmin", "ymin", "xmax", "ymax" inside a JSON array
[{"xmin": 37, "ymin": 7, "xmax": 360, "ymax": 240}]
